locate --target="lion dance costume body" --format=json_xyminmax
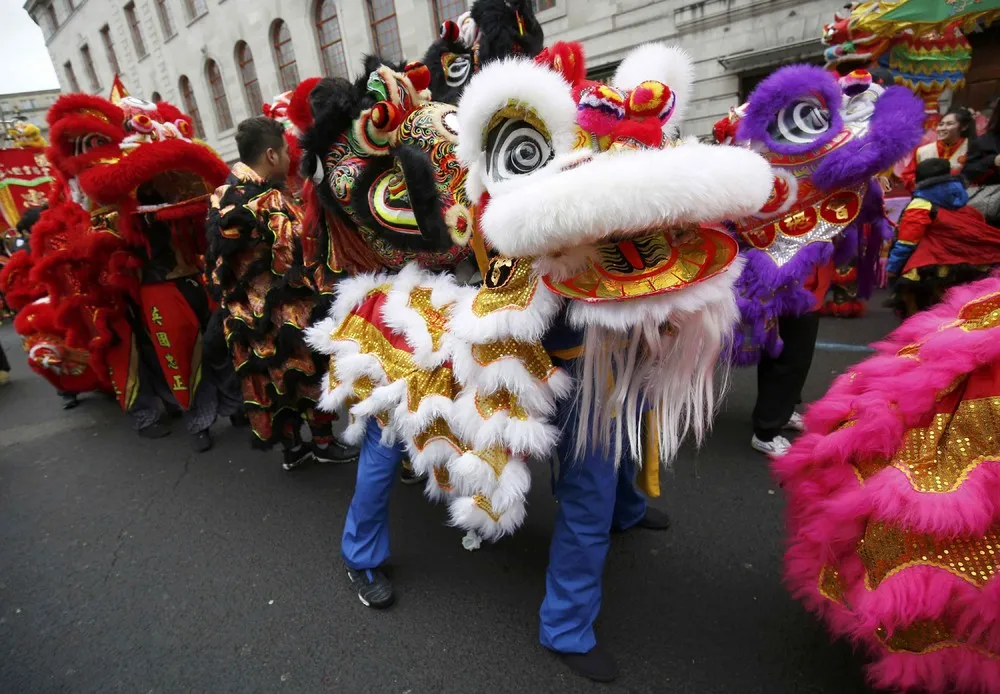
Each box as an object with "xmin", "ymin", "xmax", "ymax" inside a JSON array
[
  {"xmin": 714, "ymin": 65, "xmax": 925, "ymax": 366},
  {"xmin": 775, "ymin": 276, "xmax": 1000, "ymax": 693},
  {"xmin": 0, "ymin": 91, "xmax": 238, "ymax": 437}
]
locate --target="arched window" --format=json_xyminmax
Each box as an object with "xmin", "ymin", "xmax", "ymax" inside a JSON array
[
  {"xmin": 315, "ymin": 0, "xmax": 348, "ymax": 79},
  {"xmin": 151, "ymin": 91, "xmax": 162, "ymax": 102},
  {"xmin": 236, "ymin": 41, "xmax": 264, "ymax": 114},
  {"xmin": 366, "ymin": 0, "xmax": 402, "ymax": 63},
  {"xmin": 433, "ymin": 0, "xmax": 467, "ymax": 25},
  {"xmin": 205, "ymin": 59, "xmax": 234, "ymax": 131},
  {"xmin": 271, "ymin": 19, "xmax": 300, "ymax": 92},
  {"xmin": 178, "ymin": 75, "xmax": 206, "ymax": 138}
]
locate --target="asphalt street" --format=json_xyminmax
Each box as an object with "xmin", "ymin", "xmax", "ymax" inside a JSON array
[{"xmin": 0, "ymin": 300, "xmax": 896, "ymax": 694}]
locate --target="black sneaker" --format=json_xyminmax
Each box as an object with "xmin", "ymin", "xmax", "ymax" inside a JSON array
[
  {"xmin": 635, "ymin": 506, "xmax": 671, "ymax": 531},
  {"xmin": 282, "ymin": 446, "xmax": 314, "ymax": 471},
  {"xmin": 347, "ymin": 567, "xmax": 394, "ymax": 609},
  {"xmin": 191, "ymin": 429, "xmax": 213, "ymax": 453},
  {"xmin": 555, "ymin": 644, "xmax": 618, "ymax": 682},
  {"xmin": 138, "ymin": 421, "xmax": 171, "ymax": 439},
  {"xmin": 399, "ymin": 458, "xmax": 427, "ymax": 485},
  {"xmin": 311, "ymin": 440, "xmax": 359, "ymax": 464},
  {"xmin": 62, "ymin": 393, "xmax": 80, "ymax": 410}
]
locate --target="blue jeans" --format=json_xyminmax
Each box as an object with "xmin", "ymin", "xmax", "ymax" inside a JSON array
[
  {"xmin": 539, "ymin": 406, "xmax": 648, "ymax": 654},
  {"xmin": 341, "ymin": 419, "xmax": 404, "ymax": 571}
]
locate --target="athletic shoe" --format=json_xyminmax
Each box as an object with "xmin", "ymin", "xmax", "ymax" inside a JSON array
[
  {"xmin": 399, "ymin": 458, "xmax": 427, "ymax": 485},
  {"xmin": 311, "ymin": 440, "xmax": 359, "ymax": 464},
  {"xmin": 62, "ymin": 393, "xmax": 80, "ymax": 410},
  {"xmin": 190, "ymin": 430, "xmax": 213, "ymax": 453},
  {"xmin": 347, "ymin": 567, "xmax": 394, "ymax": 609},
  {"xmin": 138, "ymin": 421, "xmax": 171, "ymax": 439},
  {"xmin": 751, "ymin": 434, "xmax": 791, "ymax": 457},
  {"xmin": 635, "ymin": 506, "xmax": 671, "ymax": 530},
  {"xmin": 555, "ymin": 643, "xmax": 618, "ymax": 682},
  {"xmin": 282, "ymin": 446, "xmax": 314, "ymax": 471},
  {"xmin": 784, "ymin": 411, "xmax": 805, "ymax": 432}
]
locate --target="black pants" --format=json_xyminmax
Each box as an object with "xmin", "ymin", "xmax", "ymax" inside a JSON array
[
  {"xmin": 752, "ymin": 311, "xmax": 820, "ymax": 441},
  {"xmin": 0, "ymin": 343, "xmax": 10, "ymax": 372}
]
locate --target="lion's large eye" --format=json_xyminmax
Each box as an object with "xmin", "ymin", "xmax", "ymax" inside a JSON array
[
  {"xmin": 486, "ymin": 119, "xmax": 553, "ymax": 182},
  {"xmin": 74, "ymin": 132, "xmax": 112, "ymax": 156},
  {"xmin": 768, "ymin": 96, "xmax": 831, "ymax": 145}
]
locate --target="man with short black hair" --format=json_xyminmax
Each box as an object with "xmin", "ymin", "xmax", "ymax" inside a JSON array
[{"xmin": 206, "ymin": 116, "xmax": 356, "ymax": 468}]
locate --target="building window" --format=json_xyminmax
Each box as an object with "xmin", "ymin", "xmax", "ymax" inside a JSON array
[
  {"xmin": 271, "ymin": 20, "xmax": 300, "ymax": 92},
  {"xmin": 151, "ymin": 91, "xmax": 162, "ymax": 102},
  {"xmin": 184, "ymin": 0, "xmax": 207, "ymax": 20},
  {"xmin": 533, "ymin": 0, "xmax": 555, "ymax": 11},
  {"xmin": 81, "ymin": 44, "xmax": 101, "ymax": 91},
  {"xmin": 366, "ymin": 0, "xmax": 402, "ymax": 63},
  {"xmin": 64, "ymin": 60, "xmax": 81, "ymax": 92},
  {"xmin": 100, "ymin": 25, "xmax": 121, "ymax": 76},
  {"xmin": 433, "ymin": 0, "xmax": 467, "ymax": 25},
  {"xmin": 236, "ymin": 41, "xmax": 264, "ymax": 115},
  {"xmin": 124, "ymin": 2, "xmax": 147, "ymax": 58},
  {"xmin": 205, "ymin": 59, "xmax": 234, "ymax": 131},
  {"xmin": 45, "ymin": 4, "xmax": 59, "ymax": 32},
  {"xmin": 179, "ymin": 76, "xmax": 206, "ymax": 138},
  {"xmin": 316, "ymin": 0, "xmax": 348, "ymax": 79},
  {"xmin": 156, "ymin": 0, "xmax": 177, "ymax": 38}
]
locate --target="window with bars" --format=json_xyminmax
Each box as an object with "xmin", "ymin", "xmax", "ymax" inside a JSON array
[
  {"xmin": 271, "ymin": 20, "xmax": 300, "ymax": 92},
  {"xmin": 156, "ymin": 0, "xmax": 177, "ymax": 37},
  {"xmin": 315, "ymin": 0, "xmax": 348, "ymax": 79},
  {"xmin": 81, "ymin": 44, "xmax": 101, "ymax": 91},
  {"xmin": 366, "ymin": 0, "xmax": 402, "ymax": 63},
  {"xmin": 533, "ymin": 0, "xmax": 556, "ymax": 11},
  {"xmin": 184, "ymin": 0, "xmax": 208, "ymax": 20},
  {"xmin": 179, "ymin": 76, "xmax": 206, "ymax": 138},
  {"xmin": 124, "ymin": 2, "xmax": 147, "ymax": 58},
  {"xmin": 205, "ymin": 59, "xmax": 234, "ymax": 131},
  {"xmin": 64, "ymin": 60, "xmax": 81, "ymax": 92},
  {"xmin": 236, "ymin": 41, "xmax": 264, "ymax": 115},
  {"xmin": 432, "ymin": 0, "xmax": 467, "ymax": 25},
  {"xmin": 100, "ymin": 25, "xmax": 121, "ymax": 76}
]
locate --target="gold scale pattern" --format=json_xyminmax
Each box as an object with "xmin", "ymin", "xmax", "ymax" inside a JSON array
[
  {"xmin": 853, "ymin": 396, "xmax": 1000, "ymax": 493},
  {"xmin": 858, "ymin": 520, "xmax": 1000, "ymax": 589}
]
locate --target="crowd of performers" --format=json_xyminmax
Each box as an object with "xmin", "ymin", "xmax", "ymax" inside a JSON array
[{"xmin": 3, "ymin": 0, "xmax": 1000, "ymax": 689}]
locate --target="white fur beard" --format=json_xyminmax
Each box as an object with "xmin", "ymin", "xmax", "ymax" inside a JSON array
[{"xmin": 568, "ymin": 266, "xmax": 741, "ymax": 467}]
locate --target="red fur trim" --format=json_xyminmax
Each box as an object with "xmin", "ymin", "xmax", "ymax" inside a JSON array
[
  {"xmin": 77, "ymin": 138, "xmax": 229, "ymax": 208},
  {"xmin": 535, "ymin": 42, "xmax": 588, "ymax": 86},
  {"xmin": 288, "ymin": 77, "xmax": 322, "ymax": 132}
]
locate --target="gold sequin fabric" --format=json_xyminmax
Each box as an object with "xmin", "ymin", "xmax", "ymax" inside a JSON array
[
  {"xmin": 470, "ymin": 339, "xmax": 559, "ymax": 383},
  {"xmin": 472, "ymin": 257, "xmax": 539, "ymax": 317},
  {"xmin": 853, "ymin": 395, "xmax": 1000, "ymax": 493},
  {"xmin": 858, "ymin": 520, "xmax": 1000, "ymax": 589}
]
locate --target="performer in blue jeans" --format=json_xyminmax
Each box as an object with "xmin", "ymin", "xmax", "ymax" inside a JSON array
[{"xmin": 341, "ymin": 381, "xmax": 671, "ymax": 683}]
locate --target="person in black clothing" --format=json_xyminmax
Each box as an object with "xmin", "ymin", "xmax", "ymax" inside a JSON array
[{"xmin": 964, "ymin": 101, "xmax": 1000, "ymax": 225}]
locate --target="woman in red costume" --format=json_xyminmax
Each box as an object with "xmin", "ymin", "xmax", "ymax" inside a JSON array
[{"xmin": 900, "ymin": 107, "xmax": 975, "ymax": 191}]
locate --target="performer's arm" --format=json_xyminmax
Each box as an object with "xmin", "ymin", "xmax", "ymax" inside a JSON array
[
  {"xmin": 963, "ymin": 136, "xmax": 1000, "ymax": 186},
  {"xmin": 886, "ymin": 200, "xmax": 933, "ymax": 275}
]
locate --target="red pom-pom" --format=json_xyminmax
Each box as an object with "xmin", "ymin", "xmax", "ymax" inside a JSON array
[
  {"xmin": 287, "ymin": 77, "xmax": 322, "ymax": 133},
  {"xmin": 404, "ymin": 62, "xmax": 431, "ymax": 93}
]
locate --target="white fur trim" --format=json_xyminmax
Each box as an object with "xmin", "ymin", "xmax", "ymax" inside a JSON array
[
  {"xmin": 477, "ymin": 144, "xmax": 774, "ymax": 259},
  {"xmin": 446, "ymin": 272, "xmax": 563, "ymax": 344},
  {"xmin": 379, "ymin": 263, "xmax": 464, "ymax": 369},
  {"xmin": 447, "ymin": 495, "xmax": 526, "ymax": 541},
  {"xmin": 450, "ymin": 389, "xmax": 561, "ymax": 457},
  {"xmin": 612, "ymin": 43, "xmax": 694, "ymax": 135}
]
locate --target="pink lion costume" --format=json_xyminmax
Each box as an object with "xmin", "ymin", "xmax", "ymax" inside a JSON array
[{"xmin": 775, "ymin": 276, "xmax": 1000, "ymax": 692}]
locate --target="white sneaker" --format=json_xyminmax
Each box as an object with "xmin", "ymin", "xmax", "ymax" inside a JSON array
[
  {"xmin": 784, "ymin": 411, "xmax": 805, "ymax": 432},
  {"xmin": 751, "ymin": 434, "xmax": 792, "ymax": 457}
]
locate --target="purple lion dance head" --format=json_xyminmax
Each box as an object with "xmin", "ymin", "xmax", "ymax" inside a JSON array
[{"xmin": 714, "ymin": 65, "xmax": 924, "ymax": 365}]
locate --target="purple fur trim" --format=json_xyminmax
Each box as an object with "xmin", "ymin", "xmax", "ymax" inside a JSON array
[
  {"xmin": 728, "ymin": 242, "xmax": 834, "ymax": 366},
  {"xmin": 812, "ymin": 86, "xmax": 925, "ymax": 192},
  {"xmin": 833, "ymin": 225, "xmax": 859, "ymax": 267},
  {"xmin": 856, "ymin": 185, "xmax": 892, "ymax": 300},
  {"xmin": 735, "ymin": 66, "xmax": 844, "ymax": 156}
]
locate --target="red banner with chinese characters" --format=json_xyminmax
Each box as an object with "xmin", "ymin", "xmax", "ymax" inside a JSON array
[{"xmin": 0, "ymin": 148, "xmax": 56, "ymax": 229}]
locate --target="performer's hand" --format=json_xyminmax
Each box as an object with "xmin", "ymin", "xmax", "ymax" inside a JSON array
[{"xmin": 993, "ymin": 153, "xmax": 1000, "ymax": 167}]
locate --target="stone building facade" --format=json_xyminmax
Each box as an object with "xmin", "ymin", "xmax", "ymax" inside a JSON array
[
  {"xmin": 25, "ymin": 0, "xmax": 840, "ymax": 161},
  {"xmin": 0, "ymin": 89, "xmax": 61, "ymax": 145}
]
